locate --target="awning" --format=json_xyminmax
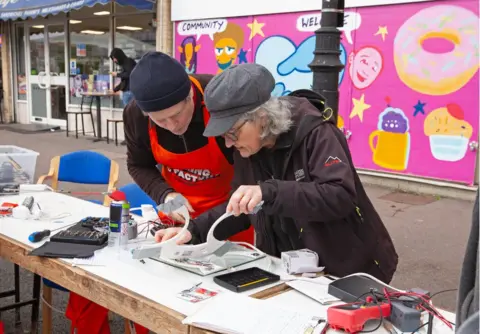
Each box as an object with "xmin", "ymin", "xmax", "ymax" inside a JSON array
[{"xmin": 0, "ymin": 0, "xmax": 156, "ymax": 21}]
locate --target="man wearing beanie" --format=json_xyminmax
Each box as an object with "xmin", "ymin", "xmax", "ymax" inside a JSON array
[{"xmin": 65, "ymin": 52, "xmax": 254, "ymax": 334}]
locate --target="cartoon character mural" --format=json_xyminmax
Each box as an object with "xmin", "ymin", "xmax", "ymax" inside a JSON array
[
  {"xmin": 369, "ymin": 99, "xmax": 411, "ymax": 171},
  {"xmin": 349, "ymin": 46, "xmax": 384, "ymax": 90},
  {"xmin": 178, "ymin": 36, "xmax": 201, "ymax": 74},
  {"xmin": 424, "ymin": 103, "xmax": 473, "ymax": 162},
  {"xmin": 174, "ymin": 2, "xmax": 479, "ymax": 184},
  {"xmin": 393, "ymin": 5, "xmax": 479, "ymax": 96},
  {"xmin": 213, "ymin": 23, "xmax": 245, "ymax": 73}
]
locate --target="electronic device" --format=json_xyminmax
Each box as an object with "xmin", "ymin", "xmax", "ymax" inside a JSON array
[
  {"xmin": 80, "ymin": 216, "xmax": 109, "ymax": 229},
  {"xmin": 51, "ymin": 229, "xmax": 108, "ymax": 246},
  {"xmin": 389, "ymin": 300, "xmax": 422, "ymax": 332},
  {"xmin": 327, "ymin": 301, "xmax": 391, "ymax": 333},
  {"xmin": 328, "ymin": 275, "xmax": 394, "ymax": 302},
  {"xmin": 213, "ymin": 267, "xmax": 280, "ymax": 293},
  {"xmin": 49, "ymin": 219, "xmax": 109, "ymax": 246},
  {"xmin": 131, "ymin": 196, "xmax": 265, "ymax": 261}
]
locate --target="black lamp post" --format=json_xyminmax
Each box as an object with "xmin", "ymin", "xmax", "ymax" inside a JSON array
[{"xmin": 309, "ymin": 0, "xmax": 345, "ymax": 122}]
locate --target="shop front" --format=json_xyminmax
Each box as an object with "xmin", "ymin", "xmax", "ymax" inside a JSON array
[
  {"xmin": 2, "ymin": 0, "xmax": 157, "ymax": 134},
  {"xmin": 171, "ymin": 0, "xmax": 479, "ymax": 188}
]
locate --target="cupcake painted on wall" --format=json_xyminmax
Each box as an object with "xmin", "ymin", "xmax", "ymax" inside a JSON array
[{"xmin": 424, "ymin": 103, "xmax": 473, "ymax": 162}]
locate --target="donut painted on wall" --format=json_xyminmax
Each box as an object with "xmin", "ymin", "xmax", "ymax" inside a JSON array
[{"xmin": 394, "ymin": 5, "xmax": 479, "ymax": 96}]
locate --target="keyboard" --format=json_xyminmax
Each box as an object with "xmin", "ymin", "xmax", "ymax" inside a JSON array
[{"xmin": 213, "ymin": 267, "xmax": 280, "ymax": 293}]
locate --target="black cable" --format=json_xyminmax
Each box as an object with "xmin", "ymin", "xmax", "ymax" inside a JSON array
[
  {"xmin": 428, "ymin": 288, "xmax": 457, "ymax": 299},
  {"xmin": 411, "ymin": 322, "xmax": 428, "ymax": 333},
  {"xmin": 359, "ymin": 290, "xmax": 384, "ymax": 333}
]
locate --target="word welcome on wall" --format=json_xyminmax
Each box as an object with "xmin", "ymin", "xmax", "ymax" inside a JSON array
[{"xmin": 174, "ymin": 0, "xmax": 479, "ymax": 185}]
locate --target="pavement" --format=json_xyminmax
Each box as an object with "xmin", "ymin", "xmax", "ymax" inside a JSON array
[{"xmin": 0, "ymin": 129, "xmax": 475, "ymax": 333}]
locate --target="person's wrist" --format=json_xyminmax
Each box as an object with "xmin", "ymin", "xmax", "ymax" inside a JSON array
[{"xmin": 164, "ymin": 192, "xmax": 177, "ymax": 204}]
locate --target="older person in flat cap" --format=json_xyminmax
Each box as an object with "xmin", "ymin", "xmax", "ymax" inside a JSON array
[{"xmin": 156, "ymin": 63, "xmax": 399, "ymax": 282}]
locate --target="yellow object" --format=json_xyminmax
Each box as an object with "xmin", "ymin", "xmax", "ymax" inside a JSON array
[
  {"xmin": 247, "ymin": 19, "xmax": 266, "ymax": 40},
  {"xmin": 350, "ymin": 94, "xmax": 371, "ymax": 122},
  {"xmin": 238, "ymin": 277, "xmax": 269, "ymax": 288},
  {"xmin": 337, "ymin": 115, "xmax": 344, "ymax": 129},
  {"xmin": 369, "ymin": 130, "xmax": 410, "ymax": 171}
]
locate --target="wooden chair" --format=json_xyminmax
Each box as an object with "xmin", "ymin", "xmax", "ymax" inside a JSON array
[{"xmin": 36, "ymin": 150, "xmax": 119, "ymax": 333}]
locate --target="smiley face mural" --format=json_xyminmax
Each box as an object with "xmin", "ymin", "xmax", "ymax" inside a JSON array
[
  {"xmin": 212, "ymin": 23, "xmax": 245, "ymax": 73},
  {"xmin": 348, "ymin": 46, "xmax": 384, "ymax": 90}
]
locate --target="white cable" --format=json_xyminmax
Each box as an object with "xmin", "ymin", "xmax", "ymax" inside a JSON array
[{"xmin": 40, "ymin": 293, "xmax": 65, "ymax": 315}]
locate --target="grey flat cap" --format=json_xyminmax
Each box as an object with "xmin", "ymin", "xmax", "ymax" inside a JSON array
[{"xmin": 203, "ymin": 64, "xmax": 275, "ymax": 137}]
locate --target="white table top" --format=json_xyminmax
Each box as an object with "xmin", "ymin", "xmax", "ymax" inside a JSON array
[{"xmin": 0, "ymin": 191, "xmax": 284, "ymax": 317}]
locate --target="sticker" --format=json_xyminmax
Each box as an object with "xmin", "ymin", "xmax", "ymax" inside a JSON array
[{"xmin": 177, "ymin": 285, "xmax": 218, "ymax": 303}]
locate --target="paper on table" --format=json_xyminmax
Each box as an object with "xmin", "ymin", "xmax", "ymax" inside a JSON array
[
  {"xmin": 65, "ymin": 249, "xmax": 109, "ymax": 267},
  {"xmin": 183, "ymin": 293, "xmax": 326, "ymax": 334},
  {"xmin": 286, "ymin": 276, "xmax": 340, "ymax": 305}
]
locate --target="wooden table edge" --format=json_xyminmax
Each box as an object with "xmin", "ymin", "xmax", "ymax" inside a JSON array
[{"xmin": 0, "ymin": 234, "xmax": 187, "ymax": 333}]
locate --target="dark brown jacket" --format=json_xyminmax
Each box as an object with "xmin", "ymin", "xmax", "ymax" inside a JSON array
[{"xmin": 191, "ymin": 95, "xmax": 399, "ymax": 283}]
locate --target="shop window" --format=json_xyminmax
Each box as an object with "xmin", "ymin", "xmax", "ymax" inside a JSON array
[
  {"xmin": 68, "ymin": 17, "xmax": 111, "ymax": 107},
  {"xmin": 15, "ymin": 25, "xmax": 27, "ymax": 100},
  {"xmin": 112, "ymin": 13, "xmax": 156, "ymax": 109}
]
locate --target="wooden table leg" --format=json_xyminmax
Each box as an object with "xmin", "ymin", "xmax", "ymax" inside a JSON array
[{"xmin": 41, "ymin": 285, "xmax": 52, "ymax": 334}]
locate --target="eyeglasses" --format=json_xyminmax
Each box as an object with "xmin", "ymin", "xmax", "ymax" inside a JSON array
[{"xmin": 223, "ymin": 120, "xmax": 247, "ymax": 142}]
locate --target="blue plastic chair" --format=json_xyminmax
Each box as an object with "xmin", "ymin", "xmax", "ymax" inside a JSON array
[
  {"xmin": 37, "ymin": 150, "xmax": 120, "ymax": 205},
  {"xmin": 118, "ymin": 183, "xmax": 157, "ymax": 212}
]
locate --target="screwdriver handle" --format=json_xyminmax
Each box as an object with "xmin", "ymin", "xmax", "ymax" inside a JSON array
[{"xmin": 28, "ymin": 230, "xmax": 51, "ymax": 243}]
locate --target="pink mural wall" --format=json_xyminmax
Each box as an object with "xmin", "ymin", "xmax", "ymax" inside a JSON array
[{"xmin": 174, "ymin": 0, "xmax": 479, "ymax": 185}]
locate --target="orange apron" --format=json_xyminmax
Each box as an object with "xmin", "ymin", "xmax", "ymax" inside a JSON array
[{"xmin": 148, "ymin": 76, "xmax": 254, "ymax": 243}]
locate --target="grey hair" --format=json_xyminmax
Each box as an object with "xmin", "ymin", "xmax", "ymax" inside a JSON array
[{"xmin": 241, "ymin": 97, "xmax": 293, "ymax": 140}]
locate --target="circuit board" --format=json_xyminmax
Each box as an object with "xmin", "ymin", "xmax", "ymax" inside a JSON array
[{"xmin": 51, "ymin": 219, "xmax": 109, "ymax": 246}]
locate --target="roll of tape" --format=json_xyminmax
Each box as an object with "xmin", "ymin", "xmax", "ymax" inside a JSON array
[{"xmin": 127, "ymin": 221, "xmax": 138, "ymax": 240}]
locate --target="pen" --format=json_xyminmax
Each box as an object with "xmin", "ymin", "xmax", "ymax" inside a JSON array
[{"xmin": 321, "ymin": 322, "xmax": 330, "ymax": 334}]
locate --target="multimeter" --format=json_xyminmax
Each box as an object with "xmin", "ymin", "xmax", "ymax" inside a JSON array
[{"xmin": 327, "ymin": 301, "xmax": 391, "ymax": 333}]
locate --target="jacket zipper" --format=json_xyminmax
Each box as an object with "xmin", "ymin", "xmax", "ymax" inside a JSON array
[{"xmin": 180, "ymin": 135, "xmax": 188, "ymax": 153}]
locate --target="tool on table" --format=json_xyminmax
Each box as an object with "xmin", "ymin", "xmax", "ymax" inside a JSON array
[
  {"xmin": 28, "ymin": 222, "xmax": 78, "ymax": 243},
  {"xmin": 213, "ymin": 267, "xmax": 280, "ymax": 293},
  {"xmin": 327, "ymin": 300, "xmax": 391, "ymax": 333},
  {"xmin": 132, "ymin": 198, "xmax": 265, "ymax": 260}
]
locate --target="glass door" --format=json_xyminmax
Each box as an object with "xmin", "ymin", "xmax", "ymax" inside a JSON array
[{"xmin": 27, "ymin": 21, "xmax": 68, "ymax": 126}]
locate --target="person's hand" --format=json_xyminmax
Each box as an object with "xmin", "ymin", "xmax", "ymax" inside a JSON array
[
  {"xmin": 227, "ymin": 185, "xmax": 263, "ymax": 216},
  {"xmin": 155, "ymin": 227, "xmax": 192, "ymax": 244},
  {"xmin": 164, "ymin": 192, "xmax": 195, "ymax": 223},
  {"xmin": 110, "ymin": 71, "xmax": 117, "ymax": 77}
]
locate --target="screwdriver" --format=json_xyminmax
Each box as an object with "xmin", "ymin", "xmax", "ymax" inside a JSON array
[{"xmin": 28, "ymin": 222, "xmax": 78, "ymax": 243}]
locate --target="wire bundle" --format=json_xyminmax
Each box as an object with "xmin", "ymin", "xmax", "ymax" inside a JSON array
[{"xmin": 351, "ymin": 287, "xmax": 456, "ymax": 333}]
